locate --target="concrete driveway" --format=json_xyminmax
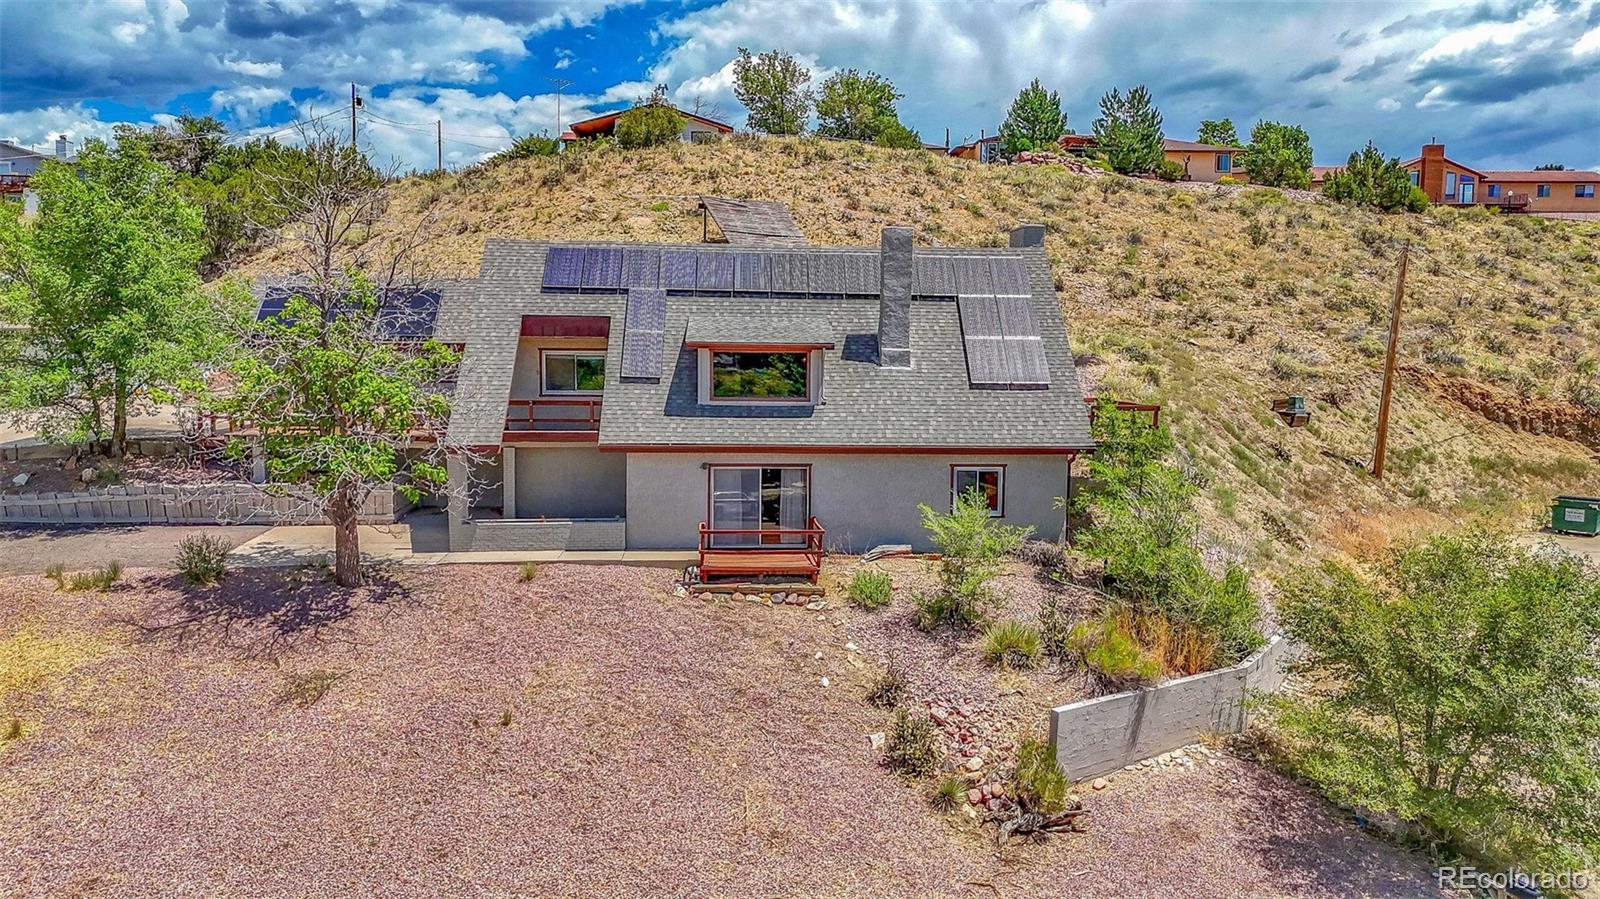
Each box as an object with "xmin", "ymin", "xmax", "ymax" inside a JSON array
[
  {"xmin": 0, "ymin": 524, "xmax": 272, "ymax": 574},
  {"xmin": 1535, "ymin": 529, "xmax": 1600, "ymax": 565}
]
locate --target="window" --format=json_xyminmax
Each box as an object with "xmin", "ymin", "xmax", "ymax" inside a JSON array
[
  {"xmin": 1409, "ymin": 170, "xmax": 1420, "ymax": 186},
  {"xmin": 710, "ymin": 351, "xmax": 809, "ymax": 400},
  {"xmin": 541, "ymin": 351, "xmax": 605, "ymax": 394},
  {"xmin": 952, "ymin": 466, "xmax": 1005, "ymax": 517},
  {"xmin": 1487, "ymin": 184, "xmax": 1501, "ymax": 199},
  {"xmin": 1444, "ymin": 172, "xmax": 1457, "ymax": 196},
  {"xmin": 1458, "ymin": 177, "xmax": 1474, "ymax": 204},
  {"xmin": 1537, "ymin": 184, "xmax": 1551, "ymax": 198},
  {"xmin": 1216, "ymin": 153, "xmax": 1231, "ymax": 173},
  {"xmin": 1576, "ymin": 184, "xmax": 1596, "ymax": 198},
  {"xmin": 708, "ymin": 466, "xmax": 810, "ymax": 547}
]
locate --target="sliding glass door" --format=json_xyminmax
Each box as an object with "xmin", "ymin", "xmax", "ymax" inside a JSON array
[{"xmin": 709, "ymin": 466, "xmax": 809, "ymax": 547}]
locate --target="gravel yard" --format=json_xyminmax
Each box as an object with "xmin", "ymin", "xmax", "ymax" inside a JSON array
[{"xmin": 0, "ymin": 563, "xmax": 1444, "ymax": 898}]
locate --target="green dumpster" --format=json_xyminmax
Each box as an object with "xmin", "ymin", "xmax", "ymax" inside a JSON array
[{"xmin": 1552, "ymin": 496, "xmax": 1600, "ymax": 537}]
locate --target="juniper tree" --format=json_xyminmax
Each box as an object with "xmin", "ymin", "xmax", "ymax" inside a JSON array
[
  {"xmin": 999, "ymin": 79, "xmax": 1067, "ymax": 155},
  {"xmin": 1092, "ymin": 85, "xmax": 1164, "ymax": 174}
]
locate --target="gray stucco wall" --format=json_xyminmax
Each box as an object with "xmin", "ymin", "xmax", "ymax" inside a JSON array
[
  {"xmin": 624, "ymin": 451, "xmax": 1070, "ymax": 552},
  {"xmin": 1048, "ymin": 635, "xmax": 1300, "ymax": 781},
  {"xmin": 512, "ymin": 446, "xmax": 627, "ymax": 519}
]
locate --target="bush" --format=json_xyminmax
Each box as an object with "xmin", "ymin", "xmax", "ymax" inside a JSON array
[
  {"xmin": 1322, "ymin": 141, "xmax": 1430, "ymax": 213},
  {"xmin": 847, "ymin": 569, "xmax": 893, "ymax": 608},
  {"xmin": 865, "ymin": 663, "xmax": 906, "ymax": 708},
  {"xmin": 1037, "ymin": 590, "xmax": 1077, "ymax": 663},
  {"xmin": 496, "ymin": 132, "xmax": 559, "ymax": 161},
  {"xmin": 913, "ymin": 490, "xmax": 1032, "ymax": 631},
  {"xmin": 981, "ymin": 619, "xmax": 1042, "ymax": 669},
  {"xmin": 1070, "ymin": 614, "xmax": 1161, "ymax": 691},
  {"xmin": 1217, "ymin": 175, "xmax": 1243, "ymax": 185},
  {"xmin": 930, "ymin": 776, "xmax": 967, "ymax": 813},
  {"xmin": 615, "ymin": 87, "xmax": 685, "ymax": 149},
  {"xmin": 1010, "ymin": 738, "xmax": 1069, "ymax": 814},
  {"xmin": 1270, "ymin": 530, "xmax": 1600, "ymax": 874},
  {"xmin": 64, "ymin": 561, "xmax": 122, "ymax": 592},
  {"xmin": 1154, "ymin": 159, "xmax": 1185, "ymax": 182},
  {"xmin": 175, "ymin": 534, "xmax": 230, "ymax": 585},
  {"xmin": 883, "ymin": 706, "xmax": 941, "ymax": 777},
  {"xmin": 517, "ymin": 561, "xmax": 540, "ymax": 583}
]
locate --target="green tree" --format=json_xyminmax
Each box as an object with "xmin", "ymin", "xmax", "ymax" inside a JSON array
[
  {"xmin": 1196, "ymin": 118, "xmax": 1241, "ymax": 147},
  {"xmin": 1092, "ymin": 85, "xmax": 1164, "ymax": 174},
  {"xmin": 1244, "ymin": 120, "xmax": 1313, "ymax": 188},
  {"xmin": 1322, "ymin": 142, "xmax": 1428, "ymax": 212},
  {"xmin": 114, "ymin": 114, "xmax": 227, "ymax": 176},
  {"xmin": 873, "ymin": 118, "xmax": 923, "ymax": 150},
  {"xmin": 495, "ymin": 132, "xmax": 560, "ymax": 161},
  {"xmin": 731, "ymin": 48, "xmax": 813, "ymax": 135},
  {"xmin": 999, "ymin": 78, "xmax": 1067, "ymax": 155},
  {"xmin": 209, "ymin": 132, "xmax": 458, "ymax": 588},
  {"xmin": 615, "ymin": 85, "xmax": 686, "ymax": 149},
  {"xmin": 1271, "ymin": 530, "xmax": 1600, "ymax": 872},
  {"xmin": 914, "ymin": 490, "xmax": 1032, "ymax": 631},
  {"xmin": 1534, "ymin": 162, "xmax": 1566, "ymax": 170},
  {"xmin": 0, "ymin": 140, "xmax": 207, "ymax": 455},
  {"xmin": 815, "ymin": 69, "xmax": 903, "ymax": 142}
]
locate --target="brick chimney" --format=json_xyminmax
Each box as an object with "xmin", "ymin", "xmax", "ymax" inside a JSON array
[
  {"xmin": 1419, "ymin": 143, "xmax": 1446, "ymax": 203},
  {"xmin": 877, "ymin": 226, "xmax": 913, "ymax": 368},
  {"xmin": 54, "ymin": 135, "xmax": 68, "ymax": 160}
]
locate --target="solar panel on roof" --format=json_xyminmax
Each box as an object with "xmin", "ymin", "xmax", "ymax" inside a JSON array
[
  {"xmin": 542, "ymin": 247, "xmax": 584, "ymax": 289},
  {"xmin": 809, "ymin": 254, "xmax": 847, "ymax": 295},
  {"xmin": 734, "ymin": 253, "xmax": 771, "ymax": 293},
  {"xmin": 953, "ymin": 257, "xmax": 994, "ymax": 296},
  {"xmin": 995, "ymin": 295, "xmax": 1039, "ymax": 339},
  {"xmin": 256, "ymin": 292, "xmax": 288, "ymax": 321},
  {"xmin": 957, "ymin": 294, "xmax": 1003, "ymax": 338},
  {"xmin": 770, "ymin": 253, "xmax": 808, "ymax": 294},
  {"xmin": 1002, "ymin": 337, "xmax": 1049, "ymax": 386},
  {"xmin": 990, "ymin": 258, "xmax": 1028, "ymax": 296},
  {"xmin": 621, "ymin": 248, "xmax": 661, "ymax": 289},
  {"xmin": 661, "ymin": 249, "xmax": 697, "ymax": 290},
  {"xmin": 963, "ymin": 337, "xmax": 1009, "ymax": 386},
  {"xmin": 620, "ymin": 288, "xmax": 666, "ymax": 380},
  {"xmin": 696, "ymin": 251, "xmax": 734, "ymax": 291},
  {"xmin": 914, "ymin": 256, "xmax": 956, "ymax": 297},
  {"xmin": 840, "ymin": 253, "xmax": 878, "ymax": 294},
  {"xmin": 581, "ymin": 247, "xmax": 623, "ymax": 290},
  {"xmin": 377, "ymin": 290, "xmax": 441, "ymax": 339}
]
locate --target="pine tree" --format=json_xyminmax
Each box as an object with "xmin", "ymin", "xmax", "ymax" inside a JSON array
[
  {"xmin": 998, "ymin": 79, "xmax": 1067, "ymax": 156},
  {"xmin": 1092, "ymin": 85, "xmax": 1164, "ymax": 174}
]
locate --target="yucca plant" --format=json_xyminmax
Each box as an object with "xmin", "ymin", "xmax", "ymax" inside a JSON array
[
  {"xmin": 930, "ymin": 776, "xmax": 967, "ymax": 813},
  {"xmin": 981, "ymin": 619, "xmax": 1043, "ymax": 669}
]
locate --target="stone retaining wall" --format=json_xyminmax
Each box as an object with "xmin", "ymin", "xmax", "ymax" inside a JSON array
[
  {"xmin": 0, "ymin": 483, "xmax": 398, "ymax": 526},
  {"xmin": 1049, "ymin": 634, "xmax": 1299, "ymax": 781}
]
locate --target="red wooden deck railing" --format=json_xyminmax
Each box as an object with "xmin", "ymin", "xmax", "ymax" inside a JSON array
[
  {"xmin": 1083, "ymin": 396, "xmax": 1162, "ymax": 427},
  {"xmin": 698, "ymin": 516, "xmax": 825, "ymax": 583},
  {"xmin": 504, "ymin": 398, "xmax": 602, "ymax": 435}
]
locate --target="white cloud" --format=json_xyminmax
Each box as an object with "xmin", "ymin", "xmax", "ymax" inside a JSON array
[
  {"xmin": 1415, "ymin": 4, "xmax": 1559, "ymax": 64},
  {"xmin": 211, "ymin": 86, "xmax": 291, "ymax": 123},
  {"xmin": 0, "ymin": 102, "xmax": 131, "ymax": 151},
  {"xmin": 554, "ymin": 48, "xmax": 575, "ymax": 70},
  {"xmin": 1415, "ymin": 84, "xmax": 1456, "ymax": 109},
  {"xmin": 1375, "ymin": 97, "xmax": 1402, "ymax": 112},
  {"xmin": 221, "ymin": 57, "xmax": 285, "ymax": 78},
  {"xmin": 1574, "ymin": 25, "xmax": 1600, "ymax": 56}
]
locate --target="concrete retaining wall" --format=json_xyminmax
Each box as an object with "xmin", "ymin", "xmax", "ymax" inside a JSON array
[
  {"xmin": 1049, "ymin": 634, "xmax": 1299, "ymax": 781},
  {"xmin": 451, "ymin": 517, "xmax": 627, "ymax": 552},
  {"xmin": 0, "ymin": 483, "xmax": 398, "ymax": 526}
]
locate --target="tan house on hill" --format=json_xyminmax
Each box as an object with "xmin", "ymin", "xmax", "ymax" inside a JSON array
[
  {"xmin": 1312, "ymin": 143, "xmax": 1598, "ymax": 214},
  {"xmin": 1162, "ymin": 138, "xmax": 1245, "ymax": 183},
  {"xmin": 560, "ymin": 106, "xmax": 733, "ymax": 144}
]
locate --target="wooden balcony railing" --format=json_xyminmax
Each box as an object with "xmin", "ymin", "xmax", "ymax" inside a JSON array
[
  {"xmin": 698, "ymin": 516, "xmax": 825, "ymax": 583},
  {"xmin": 504, "ymin": 398, "xmax": 602, "ymax": 435}
]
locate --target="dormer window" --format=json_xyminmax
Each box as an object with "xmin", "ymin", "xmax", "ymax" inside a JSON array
[
  {"xmin": 542, "ymin": 350, "xmax": 606, "ymax": 394},
  {"xmin": 712, "ymin": 351, "xmax": 810, "ymax": 400}
]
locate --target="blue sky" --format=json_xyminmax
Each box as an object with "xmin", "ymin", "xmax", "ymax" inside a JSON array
[{"xmin": 2, "ymin": 0, "xmax": 1597, "ymax": 173}]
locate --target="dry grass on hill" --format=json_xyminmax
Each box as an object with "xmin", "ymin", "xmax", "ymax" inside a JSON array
[{"xmin": 247, "ymin": 136, "xmax": 1600, "ymax": 569}]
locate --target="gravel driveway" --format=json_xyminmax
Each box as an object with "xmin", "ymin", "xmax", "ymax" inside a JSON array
[
  {"xmin": 0, "ymin": 524, "xmax": 271, "ymax": 574},
  {"xmin": 0, "ymin": 564, "xmax": 1444, "ymax": 898}
]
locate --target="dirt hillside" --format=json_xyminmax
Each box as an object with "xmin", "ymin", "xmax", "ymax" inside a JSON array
[{"xmin": 246, "ymin": 136, "xmax": 1600, "ymax": 569}]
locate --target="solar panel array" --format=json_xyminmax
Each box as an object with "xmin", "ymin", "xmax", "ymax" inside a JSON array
[
  {"xmin": 255, "ymin": 286, "xmax": 441, "ymax": 340},
  {"xmin": 542, "ymin": 246, "xmax": 894, "ymax": 297},
  {"xmin": 957, "ymin": 290, "xmax": 1049, "ymax": 388},
  {"xmin": 620, "ymin": 288, "xmax": 667, "ymax": 380}
]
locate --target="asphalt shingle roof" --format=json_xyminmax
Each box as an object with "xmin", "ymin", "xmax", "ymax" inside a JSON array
[
  {"xmin": 698, "ymin": 196, "xmax": 809, "ymax": 247},
  {"xmin": 684, "ymin": 313, "xmax": 835, "ymax": 347},
  {"xmin": 444, "ymin": 238, "xmax": 1093, "ymax": 451}
]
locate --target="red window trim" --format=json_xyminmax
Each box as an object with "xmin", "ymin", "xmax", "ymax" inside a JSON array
[
  {"xmin": 704, "ymin": 463, "xmax": 815, "ymax": 542},
  {"xmin": 950, "ymin": 463, "xmax": 1007, "ymax": 517},
  {"xmin": 703, "ymin": 348, "xmax": 815, "ymax": 404}
]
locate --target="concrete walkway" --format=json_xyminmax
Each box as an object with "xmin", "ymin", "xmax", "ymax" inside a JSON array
[
  {"xmin": 0, "ymin": 524, "xmax": 272, "ymax": 574},
  {"xmin": 228, "ymin": 510, "xmax": 696, "ymax": 569}
]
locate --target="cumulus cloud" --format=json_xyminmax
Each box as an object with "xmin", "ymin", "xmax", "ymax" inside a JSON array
[{"xmin": 1375, "ymin": 97, "xmax": 1402, "ymax": 112}]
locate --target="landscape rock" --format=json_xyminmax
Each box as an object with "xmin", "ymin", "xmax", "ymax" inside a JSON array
[
  {"xmin": 772, "ymin": 592, "xmax": 787, "ymax": 604},
  {"xmin": 80, "ymin": 467, "xmax": 96, "ymax": 483},
  {"xmin": 868, "ymin": 732, "xmax": 885, "ymax": 751},
  {"xmin": 10, "ymin": 473, "xmax": 28, "ymax": 487},
  {"xmin": 805, "ymin": 600, "xmax": 826, "ymax": 611},
  {"xmin": 966, "ymin": 788, "xmax": 983, "ymax": 805},
  {"xmin": 1093, "ymin": 777, "xmax": 1109, "ymax": 791},
  {"xmin": 963, "ymin": 756, "xmax": 983, "ymax": 772}
]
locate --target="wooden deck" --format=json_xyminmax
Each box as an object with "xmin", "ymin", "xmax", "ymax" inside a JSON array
[{"xmin": 697, "ymin": 518, "xmax": 824, "ymax": 583}]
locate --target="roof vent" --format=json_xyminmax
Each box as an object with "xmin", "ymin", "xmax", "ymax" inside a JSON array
[
  {"xmin": 877, "ymin": 226, "xmax": 913, "ymax": 368},
  {"xmin": 1008, "ymin": 224, "xmax": 1045, "ymax": 248}
]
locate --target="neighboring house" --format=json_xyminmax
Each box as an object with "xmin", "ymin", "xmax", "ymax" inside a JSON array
[
  {"xmin": 1161, "ymin": 138, "xmax": 1245, "ymax": 183},
  {"xmin": 949, "ymin": 135, "xmax": 1003, "ymax": 162},
  {"xmin": 560, "ymin": 106, "xmax": 733, "ymax": 144},
  {"xmin": 434, "ymin": 225, "xmax": 1094, "ymax": 571},
  {"xmin": 1402, "ymin": 143, "xmax": 1599, "ymax": 213},
  {"xmin": 0, "ymin": 136, "xmax": 75, "ymax": 215}
]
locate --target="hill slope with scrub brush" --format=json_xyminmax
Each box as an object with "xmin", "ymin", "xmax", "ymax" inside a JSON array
[{"xmin": 248, "ymin": 136, "xmax": 1600, "ymax": 568}]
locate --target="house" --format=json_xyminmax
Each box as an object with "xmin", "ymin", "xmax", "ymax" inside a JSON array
[
  {"xmin": 560, "ymin": 106, "xmax": 733, "ymax": 144},
  {"xmin": 0, "ymin": 136, "xmax": 75, "ymax": 214},
  {"xmin": 434, "ymin": 224, "xmax": 1095, "ymax": 574},
  {"xmin": 1400, "ymin": 143, "xmax": 1597, "ymax": 213},
  {"xmin": 949, "ymin": 135, "xmax": 1003, "ymax": 162},
  {"xmin": 1161, "ymin": 139, "xmax": 1245, "ymax": 183}
]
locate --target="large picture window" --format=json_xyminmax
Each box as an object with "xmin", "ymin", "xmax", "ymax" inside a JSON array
[
  {"xmin": 709, "ymin": 466, "xmax": 810, "ymax": 547},
  {"xmin": 711, "ymin": 351, "xmax": 809, "ymax": 400},
  {"xmin": 952, "ymin": 466, "xmax": 1005, "ymax": 516},
  {"xmin": 542, "ymin": 351, "xmax": 605, "ymax": 394}
]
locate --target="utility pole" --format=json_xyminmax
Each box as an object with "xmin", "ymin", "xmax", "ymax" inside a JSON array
[
  {"xmin": 436, "ymin": 120, "xmax": 443, "ymax": 173},
  {"xmin": 546, "ymin": 76, "xmax": 573, "ymax": 140},
  {"xmin": 1371, "ymin": 240, "xmax": 1410, "ymax": 479},
  {"xmin": 349, "ymin": 83, "xmax": 363, "ymax": 147}
]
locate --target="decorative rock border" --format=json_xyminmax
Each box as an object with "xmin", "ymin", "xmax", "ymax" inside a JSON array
[{"xmin": 690, "ymin": 587, "xmax": 831, "ymax": 610}]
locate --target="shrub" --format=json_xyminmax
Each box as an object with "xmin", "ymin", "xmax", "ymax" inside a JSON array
[
  {"xmin": 981, "ymin": 619, "xmax": 1042, "ymax": 669},
  {"xmin": 1010, "ymin": 738, "xmax": 1070, "ymax": 814},
  {"xmin": 1322, "ymin": 142, "xmax": 1429, "ymax": 212},
  {"xmin": 914, "ymin": 490, "xmax": 1032, "ymax": 631},
  {"xmin": 615, "ymin": 93, "xmax": 685, "ymax": 149},
  {"xmin": 44, "ymin": 563, "xmax": 65, "ymax": 591},
  {"xmin": 65, "ymin": 561, "xmax": 122, "ymax": 592},
  {"xmin": 1070, "ymin": 614, "xmax": 1161, "ymax": 691},
  {"xmin": 1037, "ymin": 591, "xmax": 1076, "ymax": 662},
  {"xmin": 1217, "ymin": 175, "xmax": 1243, "ymax": 185},
  {"xmin": 1154, "ymin": 159, "xmax": 1185, "ymax": 182},
  {"xmin": 1270, "ymin": 530, "xmax": 1600, "ymax": 874},
  {"xmin": 517, "ymin": 561, "xmax": 540, "ymax": 583},
  {"xmin": 865, "ymin": 663, "xmax": 906, "ymax": 708},
  {"xmin": 930, "ymin": 776, "xmax": 967, "ymax": 813},
  {"xmin": 883, "ymin": 706, "xmax": 941, "ymax": 777},
  {"xmin": 496, "ymin": 132, "xmax": 559, "ymax": 161},
  {"xmin": 847, "ymin": 569, "xmax": 893, "ymax": 608},
  {"xmin": 175, "ymin": 534, "xmax": 230, "ymax": 585}
]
